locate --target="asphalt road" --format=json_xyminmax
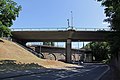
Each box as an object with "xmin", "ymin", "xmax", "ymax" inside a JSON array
[{"xmin": 1, "ymin": 64, "xmax": 109, "ymax": 80}]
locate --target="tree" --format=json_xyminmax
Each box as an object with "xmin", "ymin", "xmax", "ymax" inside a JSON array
[
  {"xmin": 0, "ymin": 24, "xmax": 11, "ymax": 37},
  {"xmin": 0, "ymin": 0, "xmax": 21, "ymax": 37},
  {"xmin": 85, "ymin": 42, "xmax": 110, "ymax": 61},
  {"xmin": 97, "ymin": 0, "xmax": 120, "ymax": 59},
  {"xmin": 97, "ymin": 0, "xmax": 120, "ymax": 30}
]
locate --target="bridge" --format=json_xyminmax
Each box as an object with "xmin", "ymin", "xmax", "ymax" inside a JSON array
[
  {"xmin": 11, "ymin": 28, "xmax": 112, "ymax": 42},
  {"xmin": 29, "ymin": 45, "xmax": 92, "ymax": 62},
  {"xmin": 11, "ymin": 28, "xmax": 113, "ymax": 63}
]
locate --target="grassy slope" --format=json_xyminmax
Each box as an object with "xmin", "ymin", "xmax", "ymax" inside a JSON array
[{"xmin": 0, "ymin": 39, "xmax": 79, "ymax": 69}]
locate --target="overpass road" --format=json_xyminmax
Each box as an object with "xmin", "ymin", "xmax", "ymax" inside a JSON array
[{"xmin": 11, "ymin": 29, "xmax": 113, "ymax": 42}]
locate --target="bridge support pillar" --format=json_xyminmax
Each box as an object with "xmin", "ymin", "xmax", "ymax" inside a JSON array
[{"xmin": 66, "ymin": 39, "xmax": 72, "ymax": 63}]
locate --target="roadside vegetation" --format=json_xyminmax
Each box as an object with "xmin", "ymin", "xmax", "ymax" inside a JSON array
[
  {"xmin": 84, "ymin": 42, "xmax": 110, "ymax": 63},
  {"xmin": 97, "ymin": 0, "xmax": 120, "ymax": 60},
  {"xmin": 0, "ymin": 0, "xmax": 21, "ymax": 37}
]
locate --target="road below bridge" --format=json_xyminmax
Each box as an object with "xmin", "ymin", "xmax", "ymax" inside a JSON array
[{"xmin": 1, "ymin": 63, "xmax": 109, "ymax": 80}]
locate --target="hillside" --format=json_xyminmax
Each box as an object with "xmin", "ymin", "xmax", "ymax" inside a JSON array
[{"xmin": 0, "ymin": 39, "xmax": 80, "ymax": 69}]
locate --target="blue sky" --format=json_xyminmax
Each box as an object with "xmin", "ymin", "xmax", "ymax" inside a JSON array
[
  {"xmin": 13, "ymin": 0, "xmax": 108, "ymax": 29},
  {"xmin": 13, "ymin": 0, "xmax": 108, "ymax": 48}
]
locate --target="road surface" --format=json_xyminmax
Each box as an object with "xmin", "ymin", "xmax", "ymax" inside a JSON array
[{"xmin": 1, "ymin": 63, "xmax": 109, "ymax": 80}]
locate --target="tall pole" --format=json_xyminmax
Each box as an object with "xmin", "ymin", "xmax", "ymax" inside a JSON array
[
  {"xmin": 71, "ymin": 11, "xmax": 73, "ymax": 29},
  {"xmin": 67, "ymin": 19, "xmax": 70, "ymax": 28}
]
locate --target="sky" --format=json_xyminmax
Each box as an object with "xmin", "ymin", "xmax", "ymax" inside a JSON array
[{"xmin": 13, "ymin": 0, "xmax": 108, "ymax": 48}]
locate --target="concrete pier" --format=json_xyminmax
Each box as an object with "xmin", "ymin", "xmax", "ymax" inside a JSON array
[{"xmin": 65, "ymin": 39, "xmax": 72, "ymax": 63}]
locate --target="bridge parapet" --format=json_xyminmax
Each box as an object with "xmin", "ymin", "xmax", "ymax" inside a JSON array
[
  {"xmin": 76, "ymin": 28, "xmax": 111, "ymax": 31},
  {"xmin": 11, "ymin": 28, "xmax": 111, "ymax": 31}
]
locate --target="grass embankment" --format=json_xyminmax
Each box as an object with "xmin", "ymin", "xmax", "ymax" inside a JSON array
[{"xmin": 0, "ymin": 38, "xmax": 80, "ymax": 71}]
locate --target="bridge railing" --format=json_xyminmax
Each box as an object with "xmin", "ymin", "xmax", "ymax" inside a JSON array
[
  {"xmin": 11, "ymin": 28, "xmax": 111, "ymax": 31},
  {"xmin": 11, "ymin": 28, "xmax": 67, "ymax": 31},
  {"xmin": 75, "ymin": 28, "xmax": 111, "ymax": 31}
]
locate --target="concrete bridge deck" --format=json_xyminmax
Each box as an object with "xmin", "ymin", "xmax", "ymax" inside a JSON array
[{"xmin": 11, "ymin": 28, "xmax": 112, "ymax": 42}]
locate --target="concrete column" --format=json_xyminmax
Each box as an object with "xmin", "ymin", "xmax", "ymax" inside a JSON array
[{"xmin": 65, "ymin": 39, "xmax": 72, "ymax": 63}]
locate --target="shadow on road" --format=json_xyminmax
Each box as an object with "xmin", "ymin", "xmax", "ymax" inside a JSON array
[{"xmin": 0, "ymin": 60, "xmax": 44, "ymax": 72}]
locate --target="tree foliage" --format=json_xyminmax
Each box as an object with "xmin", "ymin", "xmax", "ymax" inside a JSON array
[
  {"xmin": 97, "ymin": 0, "xmax": 120, "ymax": 59},
  {"xmin": 0, "ymin": 23, "xmax": 11, "ymax": 37},
  {"xmin": 0, "ymin": 0, "xmax": 21, "ymax": 27},
  {"xmin": 85, "ymin": 42, "xmax": 110, "ymax": 61},
  {"xmin": 97, "ymin": 0, "xmax": 120, "ymax": 30},
  {"xmin": 0, "ymin": 0, "xmax": 21, "ymax": 37}
]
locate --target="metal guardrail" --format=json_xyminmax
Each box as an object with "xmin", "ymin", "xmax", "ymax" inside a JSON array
[
  {"xmin": 11, "ymin": 28, "xmax": 111, "ymax": 31},
  {"xmin": 76, "ymin": 28, "xmax": 110, "ymax": 31}
]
